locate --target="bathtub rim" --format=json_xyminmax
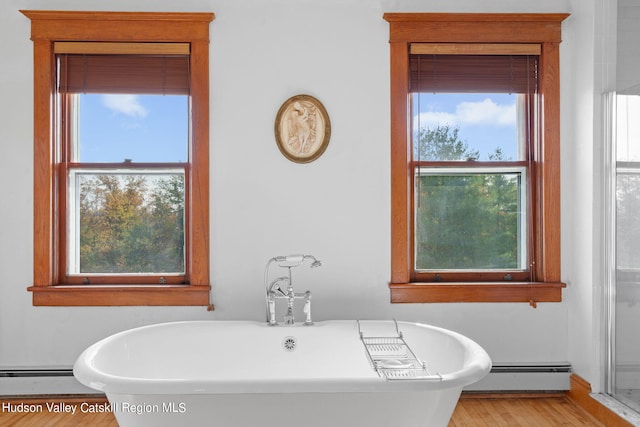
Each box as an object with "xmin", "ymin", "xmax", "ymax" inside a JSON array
[{"xmin": 73, "ymin": 319, "xmax": 491, "ymax": 395}]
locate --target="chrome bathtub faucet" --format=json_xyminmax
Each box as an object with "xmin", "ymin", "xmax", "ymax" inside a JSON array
[{"xmin": 264, "ymin": 255, "xmax": 322, "ymax": 326}]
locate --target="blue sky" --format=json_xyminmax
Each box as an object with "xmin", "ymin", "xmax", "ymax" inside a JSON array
[
  {"xmin": 78, "ymin": 92, "xmax": 517, "ymax": 163},
  {"xmin": 78, "ymin": 94, "xmax": 188, "ymax": 163},
  {"xmin": 413, "ymin": 93, "xmax": 518, "ymax": 160}
]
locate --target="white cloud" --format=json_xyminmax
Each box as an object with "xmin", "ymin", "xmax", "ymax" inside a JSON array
[
  {"xmin": 416, "ymin": 98, "xmax": 515, "ymax": 129},
  {"xmin": 101, "ymin": 94, "xmax": 148, "ymax": 118},
  {"xmin": 457, "ymin": 98, "xmax": 515, "ymax": 125}
]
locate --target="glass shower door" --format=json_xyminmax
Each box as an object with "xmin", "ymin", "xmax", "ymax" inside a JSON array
[{"xmin": 613, "ymin": 94, "xmax": 640, "ymax": 413}]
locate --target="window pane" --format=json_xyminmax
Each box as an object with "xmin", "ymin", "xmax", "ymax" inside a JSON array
[
  {"xmin": 412, "ymin": 93, "xmax": 521, "ymax": 161},
  {"xmin": 617, "ymin": 95, "xmax": 640, "ymax": 162},
  {"xmin": 415, "ymin": 168, "xmax": 526, "ymax": 271},
  {"xmin": 75, "ymin": 94, "xmax": 188, "ymax": 163},
  {"xmin": 68, "ymin": 170, "xmax": 185, "ymax": 275},
  {"xmin": 617, "ymin": 172, "xmax": 640, "ymax": 270},
  {"xmin": 616, "ymin": 96, "xmax": 640, "ymax": 270}
]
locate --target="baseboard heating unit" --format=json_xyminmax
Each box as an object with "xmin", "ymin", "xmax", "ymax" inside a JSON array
[
  {"xmin": 0, "ymin": 369, "xmax": 96, "ymax": 395},
  {"xmin": 1, "ymin": 364, "xmax": 572, "ymax": 395},
  {"xmin": 464, "ymin": 363, "xmax": 572, "ymax": 391}
]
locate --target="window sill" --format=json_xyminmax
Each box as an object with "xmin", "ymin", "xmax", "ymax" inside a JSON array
[
  {"xmin": 27, "ymin": 284, "xmax": 212, "ymax": 307},
  {"xmin": 389, "ymin": 282, "xmax": 566, "ymax": 304}
]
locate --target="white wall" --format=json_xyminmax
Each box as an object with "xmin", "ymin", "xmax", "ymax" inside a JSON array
[
  {"xmin": 562, "ymin": 0, "xmax": 605, "ymax": 392},
  {"xmin": 0, "ymin": 0, "xmax": 605, "ymax": 393}
]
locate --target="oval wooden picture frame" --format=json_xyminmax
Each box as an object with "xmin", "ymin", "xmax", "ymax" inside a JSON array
[{"xmin": 274, "ymin": 94, "xmax": 331, "ymax": 163}]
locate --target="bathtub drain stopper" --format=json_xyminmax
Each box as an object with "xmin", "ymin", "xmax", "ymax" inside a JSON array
[{"xmin": 282, "ymin": 336, "xmax": 297, "ymax": 351}]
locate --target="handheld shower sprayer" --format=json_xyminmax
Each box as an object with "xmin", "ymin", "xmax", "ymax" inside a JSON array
[{"xmin": 273, "ymin": 254, "xmax": 323, "ymax": 269}]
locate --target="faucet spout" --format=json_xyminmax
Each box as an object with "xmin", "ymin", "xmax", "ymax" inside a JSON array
[{"xmin": 284, "ymin": 302, "xmax": 295, "ymax": 325}]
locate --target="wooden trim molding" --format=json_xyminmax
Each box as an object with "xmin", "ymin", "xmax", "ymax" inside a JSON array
[
  {"xmin": 567, "ymin": 374, "xmax": 634, "ymax": 427},
  {"xmin": 54, "ymin": 42, "xmax": 191, "ymax": 55},
  {"xmin": 410, "ymin": 43, "xmax": 542, "ymax": 56},
  {"xmin": 385, "ymin": 13, "xmax": 569, "ymax": 303},
  {"xmin": 390, "ymin": 282, "xmax": 566, "ymax": 305},
  {"xmin": 22, "ymin": 11, "xmax": 214, "ymax": 307},
  {"xmin": 21, "ymin": 10, "xmax": 213, "ymax": 42},
  {"xmin": 383, "ymin": 13, "xmax": 568, "ymax": 43},
  {"xmin": 27, "ymin": 285, "xmax": 212, "ymax": 307}
]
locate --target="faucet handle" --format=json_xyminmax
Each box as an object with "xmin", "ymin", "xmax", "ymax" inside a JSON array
[{"xmin": 270, "ymin": 283, "xmax": 286, "ymax": 296}]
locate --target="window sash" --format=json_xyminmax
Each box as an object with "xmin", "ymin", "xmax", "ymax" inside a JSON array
[
  {"xmin": 68, "ymin": 93, "xmax": 190, "ymax": 163},
  {"xmin": 616, "ymin": 163, "xmax": 640, "ymax": 271},
  {"xmin": 410, "ymin": 92, "xmax": 528, "ymax": 162},
  {"xmin": 67, "ymin": 167, "xmax": 187, "ymax": 278},
  {"xmin": 413, "ymin": 166, "xmax": 528, "ymax": 274}
]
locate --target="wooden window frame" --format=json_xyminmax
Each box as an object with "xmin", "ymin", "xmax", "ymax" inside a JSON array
[
  {"xmin": 384, "ymin": 13, "xmax": 569, "ymax": 304},
  {"xmin": 22, "ymin": 10, "xmax": 214, "ymax": 307}
]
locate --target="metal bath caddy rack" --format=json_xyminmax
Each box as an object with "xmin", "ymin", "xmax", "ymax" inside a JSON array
[{"xmin": 357, "ymin": 319, "xmax": 442, "ymax": 381}]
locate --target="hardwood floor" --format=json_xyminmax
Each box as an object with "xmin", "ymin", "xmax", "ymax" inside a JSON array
[
  {"xmin": 0, "ymin": 396, "xmax": 117, "ymax": 426},
  {"xmin": 450, "ymin": 393, "xmax": 605, "ymax": 426},
  {"xmin": 0, "ymin": 394, "xmax": 607, "ymax": 426}
]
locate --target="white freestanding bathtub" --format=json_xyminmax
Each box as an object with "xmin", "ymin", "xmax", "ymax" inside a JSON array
[{"xmin": 74, "ymin": 320, "xmax": 491, "ymax": 427}]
